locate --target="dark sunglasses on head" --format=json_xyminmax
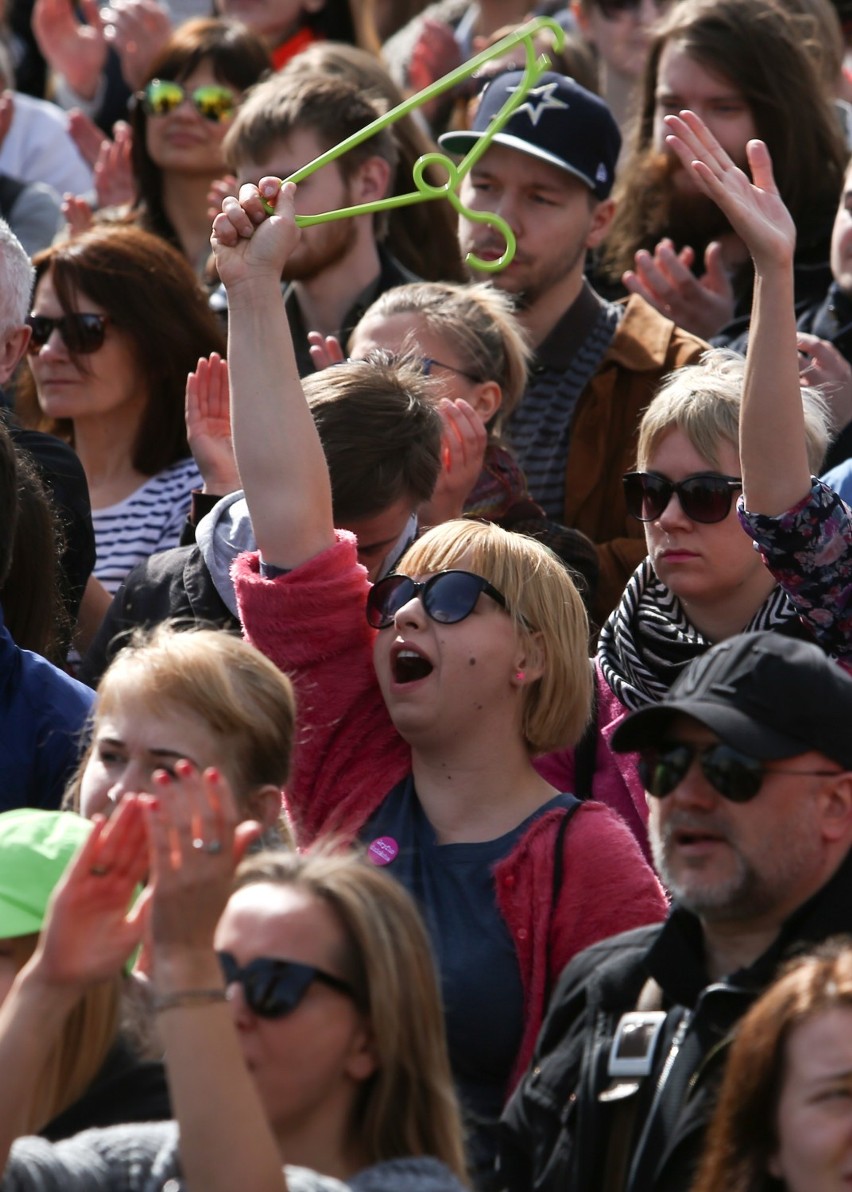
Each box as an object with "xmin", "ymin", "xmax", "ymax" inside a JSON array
[
  {"xmin": 26, "ymin": 312, "xmax": 109, "ymax": 356},
  {"xmin": 141, "ymin": 78, "xmax": 237, "ymax": 123},
  {"xmin": 623, "ymin": 471, "xmax": 743, "ymax": 525},
  {"xmin": 638, "ymin": 741, "xmax": 841, "ymax": 803},
  {"xmin": 217, "ymin": 951, "xmax": 357, "ymax": 1018},
  {"xmin": 366, "ymin": 569, "xmax": 512, "ymax": 630}
]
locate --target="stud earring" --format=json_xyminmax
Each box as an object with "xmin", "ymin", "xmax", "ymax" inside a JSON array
[{"xmin": 515, "ymin": 670, "xmax": 525, "ymax": 682}]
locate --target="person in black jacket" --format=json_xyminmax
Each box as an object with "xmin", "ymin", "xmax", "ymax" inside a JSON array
[{"xmin": 499, "ymin": 632, "xmax": 852, "ymax": 1192}]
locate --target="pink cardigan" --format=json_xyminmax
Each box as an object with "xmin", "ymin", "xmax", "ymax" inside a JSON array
[{"xmin": 234, "ymin": 536, "xmax": 667, "ymax": 1089}]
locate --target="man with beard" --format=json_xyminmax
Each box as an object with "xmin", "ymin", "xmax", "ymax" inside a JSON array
[
  {"xmin": 599, "ymin": 0, "xmax": 847, "ymax": 344},
  {"xmin": 214, "ymin": 70, "xmax": 417, "ymax": 376},
  {"xmin": 439, "ymin": 70, "xmax": 705, "ymax": 620},
  {"xmin": 498, "ymin": 631, "xmax": 852, "ymax": 1192}
]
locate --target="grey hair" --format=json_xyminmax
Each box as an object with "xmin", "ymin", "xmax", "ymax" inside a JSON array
[{"xmin": 0, "ymin": 219, "xmax": 34, "ymax": 334}]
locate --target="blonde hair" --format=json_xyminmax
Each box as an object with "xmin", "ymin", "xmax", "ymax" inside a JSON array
[
  {"xmin": 358, "ymin": 281, "xmax": 532, "ymax": 424},
  {"xmin": 8, "ymin": 935, "xmax": 121, "ymax": 1135},
  {"xmin": 66, "ymin": 625, "xmax": 296, "ymax": 813},
  {"xmin": 637, "ymin": 348, "xmax": 830, "ymax": 475},
  {"xmin": 234, "ymin": 846, "xmax": 469, "ymax": 1184},
  {"xmin": 399, "ymin": 520, "xmax": 593, "ymax": 753}
]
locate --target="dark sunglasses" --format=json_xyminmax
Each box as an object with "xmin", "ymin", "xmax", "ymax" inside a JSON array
[
  {"xmin": 638, "ymin": 741, "xmax": 841, "ymax": 803},
  {"xmin": 141, "ymin": 78, "xmax": 237, "ymax": 123},
  {"xmin": 366, "ymin": 568, "xmax": 512, "ymax": 630},
  {"xmin": 623, "ymin": 471, "xmax": 743, "ymax": 525},
  {"xmin": 217, "ymin": 951, "xmax": 357, "ymax": 1018},
  {"xmin": 26, "ymin": 312, "xmax": 109, "ymax": 356}
]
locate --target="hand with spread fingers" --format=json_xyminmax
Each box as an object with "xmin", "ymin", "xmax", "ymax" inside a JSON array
[
  {"xmin": 662, "ymin": 110, "xmax": 796, "ymax": 273},
  {"xmin": 623, "ymin": 235, "xmax": 735, "ymax": 340},
  {"xmin": 30, "ymin": 796, "xmax": 151, "ymax": 989},
  {"xmin": 144, "ymin": 762, "xmax": 260, "ymax": 967}
]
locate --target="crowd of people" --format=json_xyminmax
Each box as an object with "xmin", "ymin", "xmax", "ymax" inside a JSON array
[{"xmin": 3, "ymin": 1, "xmax": 852, "ymax": 1190}]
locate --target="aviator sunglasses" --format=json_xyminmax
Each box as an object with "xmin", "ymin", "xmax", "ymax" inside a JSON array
[
  {"xmin": 217, "ymin": 951, "xmax": 358, "ymax": 1018},
  {"xmin": 623, "ymin": 471, "xmax": 743, "ymax": 525},
  {"xmin": 140, "ymin": 78, "xmax": 237, "ymax": 123},
  {"xmin": 366, "ymin": 569, "xmax": 513, "ymax": 630},
  {"xmin": 638, "ymin": 741, "xmax": 841, "ymax": 803},
  {"xmin": 26, "ymin": 312, "xmax": 109, "ymax": 356}
]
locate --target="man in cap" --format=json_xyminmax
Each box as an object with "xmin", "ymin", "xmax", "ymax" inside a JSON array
[
  {"xmin": 439, "ymin": 71, "xmax": 706, "ymax": 619},
  {"xmin": 499, "ymin": 630, "xmax": 852, "ymax": 1192}
]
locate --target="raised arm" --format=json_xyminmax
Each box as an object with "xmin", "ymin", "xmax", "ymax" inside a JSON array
[
  {"xmin": 663, "ymin": 111, "xmax": 811, "ymax": 515},
  {"xmin": 211, "ymin": 182, "xmax": 334, "ymax": 569}
]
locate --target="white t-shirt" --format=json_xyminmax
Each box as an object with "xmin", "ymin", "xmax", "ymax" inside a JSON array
[{"xmin": 91, "ymin": 457, "xmax": 201, "ymax": 594}]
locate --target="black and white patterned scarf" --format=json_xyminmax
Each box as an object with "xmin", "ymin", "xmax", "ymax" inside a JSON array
[{"xmin": 597, "ymin": 559, "xmax": 799, "ymax": 711}]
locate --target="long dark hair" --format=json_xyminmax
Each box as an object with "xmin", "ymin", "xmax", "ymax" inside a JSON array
[
  {"xmin": 16, "ymin": 223, "xmax": 225, "ymax": 475},
  {"xmin": 129, "ymin": 17, "xmax": 271, "ymax": 251}
]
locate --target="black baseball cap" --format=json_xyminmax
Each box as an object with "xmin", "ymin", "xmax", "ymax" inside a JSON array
[
  {"xmin": 611, "ymin": 631, "xmax": 852, "ymax": 769},
  {"xmin": 438, "ymin": 70, "xmax": 621, "ymax": 201}
]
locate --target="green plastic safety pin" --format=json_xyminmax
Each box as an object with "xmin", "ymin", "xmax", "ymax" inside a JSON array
[{"xmin": 259, "ymin": 15, "xmax": 565, "ymax": 273}]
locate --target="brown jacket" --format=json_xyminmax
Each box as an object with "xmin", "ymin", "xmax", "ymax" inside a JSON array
[{"xmin": 563, "ymin": 295, "xmax": 707, "ymax": 623}]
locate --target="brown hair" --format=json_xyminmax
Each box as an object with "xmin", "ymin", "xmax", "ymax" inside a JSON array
[
  {"xmin": 129, "ymin": 18, "xmax": 271, "ymax": 249},
  {"xmin": 692, "ymin": 939, "xmax": 852, "ymax": 1192},
  {"xmin": 304, "ymin": 357, "xmax": 442, "ymax": 520},
  {"xmin": 233, "ymin": 845, "xmax": 468, "ymax": 1183},
  {"xmin": 7, "ymin": 935, "xmax": 122, "ymax": 1136},
  {"xmin": 281, "ymin": 41, "xmax": 465, "ymax": 281},
  {"xmin": 601, "ymin": 0, "xmax": 847, "ymax": 281},
  {"xmin": 15, "ymin": 224, "xmax": 225, "ymax": 476}
]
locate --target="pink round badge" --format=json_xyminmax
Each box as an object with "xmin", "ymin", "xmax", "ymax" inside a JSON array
[{"xmin": 368, "ymin": 836, "xmax": 399, "ymax": 866}]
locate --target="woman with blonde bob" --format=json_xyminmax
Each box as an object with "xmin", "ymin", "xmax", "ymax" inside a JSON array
[
  {"xmin": 67, "ymin": 624, "xmax": 295, "ymax": 841},
  {"xmin": 691, "ymin": 941, "xmax": 852, "ymax": 1192},
  {"xmin": 211, "ymin": 177, "xmax": 666, "ymax": 1184},
  {"xmin": 537, "ymin": 348, "xmax": 833, "ymax": 849}
]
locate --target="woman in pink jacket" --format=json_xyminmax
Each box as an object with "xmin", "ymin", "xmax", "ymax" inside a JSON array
[{"xmin": 211, "ymin": 178, "xmax": 667, "ymax": 1186}]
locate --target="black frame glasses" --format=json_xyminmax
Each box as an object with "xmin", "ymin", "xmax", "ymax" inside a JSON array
[
  {"xmin": 140, "ymin": 78, "xmax": 237, "ymax": 123},
  {"xmin": 217, "ymin": 951, "xmax": 357, "ymax": 1018},
  {"xmin": 26, "ymin": 312, "xmax": 110, "ymax": 356},
  {"xmin": 623, "ymin": 471, "xmax": 743, "ymax": 525},
  {"xmin": 638, "ymin": 742, "xmax": 841, "ymax": 803},
  {"xmin": 366, "ymin": 569, "xmax": 511, "ymax": 630}
]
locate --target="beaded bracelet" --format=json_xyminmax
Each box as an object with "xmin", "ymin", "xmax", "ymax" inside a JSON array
[{"xmin": 153, "ymin": 988, "xmax": 227, "ymax": 1013}]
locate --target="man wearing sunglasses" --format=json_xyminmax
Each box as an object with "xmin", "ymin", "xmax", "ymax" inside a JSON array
[
  {"xmin": 500, "ymin": 630, "xmax": 852, "ymax": 1192},
  {"xmin": 439, "ymin": 70, "xmax": 706, "ymax": 622}
]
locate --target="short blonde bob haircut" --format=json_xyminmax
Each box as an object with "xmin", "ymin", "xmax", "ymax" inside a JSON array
[
  {"xmin": 398, "ymin": 519, "xmax": 593, "ymax": 754},
  {"xmin": 357, "ymin": 281, "xmax": 532, "ymax": 425},
  {"xmin": 66, "ymin": 625, "xmax": 296, "ymax": 813},
  {"xmin": 233, "ymin": 845, "xmax": 468, "ymax": 1183},
  {"xmin": 637, "ymin": 348, "xmax": 830, "ymax": 475}
]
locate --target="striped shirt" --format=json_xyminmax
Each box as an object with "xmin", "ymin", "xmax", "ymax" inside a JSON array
[
  {"xmin": 92, "ymin": 457, "xmax": 201, "ymax": 594},
  {"xmin": 506, "ymin": 284, "xmax": 623, "ymax": 520}
]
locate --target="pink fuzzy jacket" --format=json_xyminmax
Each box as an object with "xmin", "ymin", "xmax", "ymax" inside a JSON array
[{"xmin": 234, "ymin": 536, "xmax": 667, "ymax": 1090}]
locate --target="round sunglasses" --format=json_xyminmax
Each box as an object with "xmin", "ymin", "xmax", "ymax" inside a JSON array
[
  {"xmin": 638, "ymin": 742, "xmax": 841, "ymax": 803},
  {"xmin": 217, "ymin": 951, "xmax": 358, "ymax": 1018},
  {"xmin": 26, "ymin": 312, "xmax": 109, "ymax": 356},
  {"xmin": 141, "ymin": 78, "xmax": 237, "ymax": 123},
  {"xmin": 366, "ymin": 569, "xmax": 512, "ymax": 630},
  {"xmin": 623, "ymin": 471, "xmax": 743, "ymax": 525}
]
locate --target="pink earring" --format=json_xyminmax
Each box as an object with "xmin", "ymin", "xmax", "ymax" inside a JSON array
[{"xmin": 515, "ymin": 671, "xmax": 525, "ymax": 682}]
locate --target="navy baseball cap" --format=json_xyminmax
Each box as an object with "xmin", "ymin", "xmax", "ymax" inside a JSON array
[
  {"xmin": 438, "ymin": 70, "xmax": 621, "ymax": 201},
  {"xmin": 611, "ymin": 631, "xmax": 852, "ymax": 768}
]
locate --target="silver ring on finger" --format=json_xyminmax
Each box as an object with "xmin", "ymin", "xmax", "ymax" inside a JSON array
[{"xmin": 205, "ymin": 840, "xmax": 223, "ymax": 855}]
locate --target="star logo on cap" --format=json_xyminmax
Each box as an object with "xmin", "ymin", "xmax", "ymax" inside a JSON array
[{"xmin": 506, "ymin": 80, "xmax": 569, "ymax": 126}]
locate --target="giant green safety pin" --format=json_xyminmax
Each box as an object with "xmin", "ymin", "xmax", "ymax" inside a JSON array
[{"xmin": 259, "ymin": 16, "xmax": 565, "ymax": 272}]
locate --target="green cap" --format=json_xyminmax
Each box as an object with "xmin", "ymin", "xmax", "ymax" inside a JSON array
[{"xmin": 0, "ymin": 809, "xmax": 92, "ymax": 939}]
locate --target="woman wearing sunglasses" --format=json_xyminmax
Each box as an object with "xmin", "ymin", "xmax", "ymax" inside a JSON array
[
  {"xmin": 211, "ymin": 178, "xmax": 667, "ymax": 1186},
  {"xmin": 15, "ymin": 222, "xmax": 225, "ymax": 596},
  {"xmin": 127, "ymin": 18, "xmax": 270, "ymax": 276},
  {"xmin": 0, "ymin": 781, "xmax": 469, "ymax": 1191}
]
